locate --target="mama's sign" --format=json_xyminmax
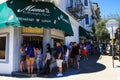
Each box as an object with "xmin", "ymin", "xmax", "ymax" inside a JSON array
[
  {"xmin": 17, "ymin": 5, "xmax": 50, "ymax": 16},
  {"xmin": 7, "ymin": 0, "xmax": 73, "ymax": 36}
]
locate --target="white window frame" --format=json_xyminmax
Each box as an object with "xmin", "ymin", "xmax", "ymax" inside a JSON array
[{"xmin": 0, "ymin": 33, "xmax": 9, "ymax": 63}]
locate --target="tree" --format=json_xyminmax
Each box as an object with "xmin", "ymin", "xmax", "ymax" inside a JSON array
[
  {"xmin": 95, "ymin": 19, "xmax": 110, "ymax": 42},
  {"xmin": 95, "ymin": 14, "xmax": 120, "ymax": 42},
  {"xmin": 116, "ymin": 18, "xmax": 120, "ymax": 27}
]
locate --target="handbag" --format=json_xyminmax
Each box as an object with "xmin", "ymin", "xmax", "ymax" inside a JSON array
[{"xmin": 26, "ymin": 55, "xmax": 30, "ymax": 59}]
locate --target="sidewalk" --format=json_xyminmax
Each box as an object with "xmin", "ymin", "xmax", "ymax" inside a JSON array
[
  {"xmin": 114, "ymin": 57, "xmax": 120, "ymax": 80},
  {"xmin": 0, "ymin": 54, "xmax": 120, "ymax": 80}
]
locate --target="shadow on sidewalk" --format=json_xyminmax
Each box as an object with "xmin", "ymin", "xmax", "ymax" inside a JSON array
[
  {"xmin": 47, "ymin": 54, "xmax": 106, "ymax": 78},
  {"xmin": 1, "ymin": 54, "xmax": 106, "ymax": 78},
  {"xmin": 79, "ymin": 54, "xmax": 106, "ymax": 73}
]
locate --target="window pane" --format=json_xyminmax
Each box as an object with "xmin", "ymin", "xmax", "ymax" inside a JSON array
[
  {"xmin": 0, "ymin": 37, "xmax": 6, "ymax": 59},
  {"xmin": 70, "ymin": 0, "xmax": 73, "ymax": 7},
  {"xmin": 84, "ymin": 0, "xmax": 88, "ymax": 6},
  {"xmin": 85, "ymin": 15, "xmax": 89, "ymax": 24}
]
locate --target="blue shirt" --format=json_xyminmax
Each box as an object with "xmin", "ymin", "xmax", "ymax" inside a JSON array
[
  {"xmin": 55, "ymin": 46, "xmax": 63, "ymax": 59},
  {"xmin": 26, "ymin": 46, "xmax": 35, "ymax": 57},
  {"xmin": 86, "ymin": 44, "xmax": 91, "ymax": 50}
]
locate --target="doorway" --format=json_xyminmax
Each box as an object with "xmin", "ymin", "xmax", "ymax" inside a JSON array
[{"xmin": 22, "ymin": 36, "xmax": 43, "ymax": 49}]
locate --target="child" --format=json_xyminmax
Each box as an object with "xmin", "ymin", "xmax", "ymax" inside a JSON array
[{"xmin": 82, "ymin": 44, "xmax": 88, "ymax": 60}]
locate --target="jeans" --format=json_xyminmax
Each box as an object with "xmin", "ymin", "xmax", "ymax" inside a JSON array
[{"xmin": 36, "ymin": 58, "xmax": 42, "ymax": 70}]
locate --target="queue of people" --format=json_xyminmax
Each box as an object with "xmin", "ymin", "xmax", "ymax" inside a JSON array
[{"xmin": 19, "ymin": 41, "xmax": 99, "ymax": 77}]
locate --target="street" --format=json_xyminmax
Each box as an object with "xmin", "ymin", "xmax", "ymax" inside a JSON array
[{"xmin": 0, "ymin": 54, "xmax": 120, "ymax": 80}]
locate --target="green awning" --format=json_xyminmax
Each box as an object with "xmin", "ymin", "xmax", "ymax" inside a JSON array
[
  {"xmin": 0, "ymin": 2, "xmax": 20, "ymax": 28},
  {"xmin": 7, "ymin": 0, "xmax": 73, "ymax": 36},
  {"xmin": 79, "ymin": 27, "xmax": 92, "ymax": 39}
]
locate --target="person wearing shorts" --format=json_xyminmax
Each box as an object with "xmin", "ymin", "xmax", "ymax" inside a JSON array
[
  {"xmin": 63, "ymin": 45, "xmax": 69, "ymax": 71},
  {"xmin": 55, "ymin": 42, "xmax": 63, "ymax": 77},
  {"xmin": 26, "ymin": 42, "xmax": 35, "ymax": 74},
  {"xmin": 74, "ymin": 43, "xmax": 81, "ymax": 69},
  {"xmin": 20, "ymin": 45, "xmax": 26, "ymax": 72}
]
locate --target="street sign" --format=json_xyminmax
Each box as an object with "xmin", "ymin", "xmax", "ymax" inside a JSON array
[
  {"xmin": 106, "ymin": 19, "xmax": 119, "ymax": 68},
  {"xmin": 106, "ymin": 19, "xmax": 119, "ymax": 39},
  {"xmin": 110, "ymin": 33, "xmax": 115, "ymax": 39}
]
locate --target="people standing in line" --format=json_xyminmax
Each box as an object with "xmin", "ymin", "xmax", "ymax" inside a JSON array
[
  {"xmin": 98, "ymin": 42, "xmax": 103, "ymax": 54},
  {"xmin": 86, "ymin": 42, "xmax": 91, "ymax": 56},
  {"xmin": 63, "ymin": 45, "xmax": 69, "ymax": 71},
  {"xmin": 74, "ymin": 43, "xmax": 81, "ymax": 69},
  {"xmin": 67, "ymin": 42, "xmax": 73, "ymax": 64},
  {"xmin": 81, "ymin": 43, "xmax": 88, "ymax": 60},
  {"xmin": 35, "ymin": 47, "xmax": 42, "ymax": 73},
  {"xmin": 102, "ymin": 43, "xmax": 106, "ymax": 54},
  {"xmin": 67, "ymin": 42, "xmax": 73, "ymax": 53},
  {"xmin": 70, "ymin": 42, "xmax": 75, "ymax": 68},
  {"xmin": 20, "ymin": 44, "xmax": 26, "ymax": 72},
  {"xmin": 26, "ymin": 42, "xmax": 35, "ymax": 74},
  {"xmin": 42, "ymin": 43, "xmax": 52, "ymax": 76},
  {"xmin": 55, "ymin": 42, "xmax": 64, "ymax": 77},
  {"xmin": 93, "ymin": 42, "xmax": 98, "ymax": 55},
  {"xmin": 90, "ymin": 42, "xmax": 94, "ymax": 55}
]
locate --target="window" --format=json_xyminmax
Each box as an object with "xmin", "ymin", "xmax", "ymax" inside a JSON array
[
  {"xmin": 0, "ymin": 34, "xmax": 9, "ymax": 62},
  {"xmin": 84, "ymin": 0, "xmax": 88, "ymax": 6},
  {"xmin": 70, "ymin": 0, "xmax": 73, "ymax": 7},
  {"xmin": 85, "ymin": 14, "xmax": 89, "ymax": 24}
]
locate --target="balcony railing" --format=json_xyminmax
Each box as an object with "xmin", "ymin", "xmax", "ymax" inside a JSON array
[
  {"xmin": 67, "ymin": 0, "xmax": 82, "ymax": 12},
  {"xmin": 67, "ymin": 0, "xmax": 86, "ymax": 19}
]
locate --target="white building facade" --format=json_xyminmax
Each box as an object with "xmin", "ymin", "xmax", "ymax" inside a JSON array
[
  {"xmin": 0, "ymin": 0, "xmax": 100, "ymax": 74},
  {"xmin": 0, "ymin": 0, "xmax": 80, "ymax": 74},
  {"xmin": 54, "ymin": 0, "xmax": 81, "ymax": 45},
  {"xmin": 64, "ymin": 0, "xmax": 100, "ymax": 33},
  {"xmin": 0, "ymin": 27, "xmax": 21, "ymax": 74}
]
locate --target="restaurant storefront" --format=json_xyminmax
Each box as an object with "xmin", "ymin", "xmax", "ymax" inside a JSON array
[
  {"xmin": 0, "ymin": 0, "xmax": 73, "ymax": 74},
  {"xmin": 21, "ymin": 27, "xmax": 64, "ymax": 49}
]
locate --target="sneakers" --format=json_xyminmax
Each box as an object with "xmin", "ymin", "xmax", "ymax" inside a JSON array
[{"xmin": 56, "ymin": 73, "xmax": 63, "ymax": 77}]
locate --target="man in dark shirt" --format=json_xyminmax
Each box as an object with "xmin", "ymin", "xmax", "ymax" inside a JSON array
[{"xmin": 55, "ymin": 42, "xmax": 63, "ymax": 77}]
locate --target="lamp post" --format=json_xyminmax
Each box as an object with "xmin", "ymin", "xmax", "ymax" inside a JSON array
[
  {"xmin": 117, "ymin": 28, "xmax": 120, "ymax": 61},
  {"xmin": 106, "ymin": 19, "xmax": 119, "ymax": 68}
]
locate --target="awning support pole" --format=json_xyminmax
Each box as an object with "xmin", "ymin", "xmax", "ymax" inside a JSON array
[{"xmin": 43, "ymin": 28, "xmax": 51, "ymax": 58}]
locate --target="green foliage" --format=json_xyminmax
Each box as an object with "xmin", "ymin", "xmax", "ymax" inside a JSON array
[
  {"xmin": 96, "ymin": 14, "xmax": 120, "ymax": 42},
  {"xmin": 116, "ymin": 18, "xmax": 120, "ymax": 27},
  {"xmin": 95, "ymin": 19, "xmax": 110, "ymax": 41}
]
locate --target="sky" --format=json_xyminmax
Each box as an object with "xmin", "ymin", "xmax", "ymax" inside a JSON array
[{"xmin": 92, "ymin": 0, "xmax": 120, "ymax": 18}]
